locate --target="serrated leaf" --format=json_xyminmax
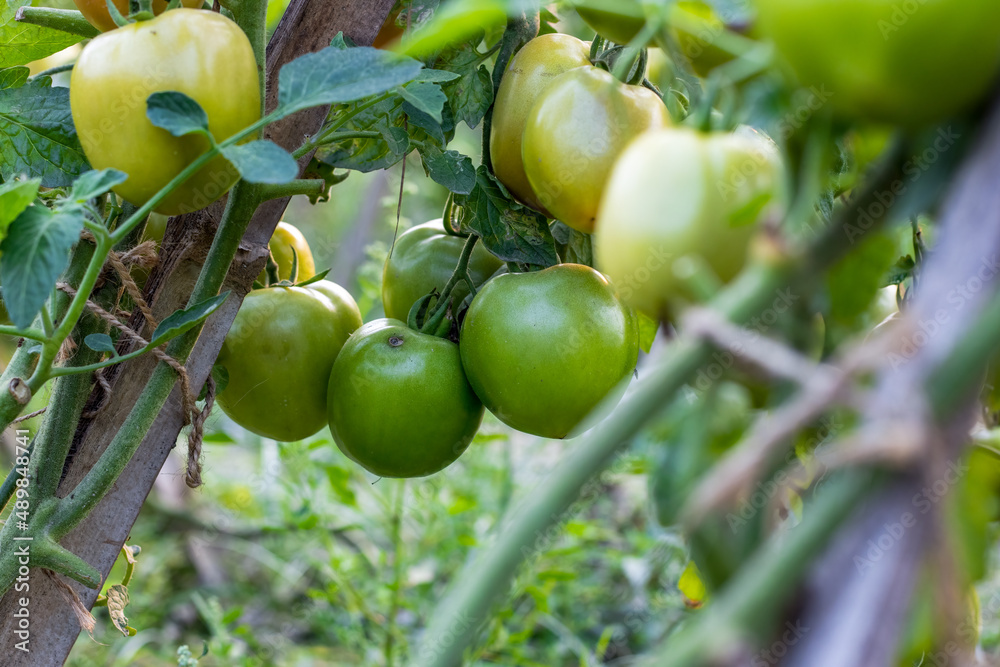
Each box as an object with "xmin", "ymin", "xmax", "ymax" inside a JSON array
[
  {"xmin": 276, "ymin": 45, "xmax": 423, "ymax": 117},
  {"xmin": 551, "ymin": 220, "xmax": 593, "ymax": 266},
  {"xmin": 221, "ymin": 141, "xmax": 298, "ymax": 184},
  {"xmin": 420, "ymin": 144, "xmax": 475, "ymax": 195},
  {"xmin": 403, "ymin": 101, "xmax": 448, "ymax": 146},
  {"xmin": 314, "ymin": 97, "xmax": 409, "ymax": 173},
  {"xmin": 84, "ymin": 333, "xmax": 116, "ymax": 355},
  {"xmin": 0, "ymin": 78, "xmax": 89, "ymax": 187},
  {"xmin": 398, "ymin": 81, "xmax": 447, "ymax": 123},
  {"xmin": 148, "ymin": 292, "xmax": 229, "ymax": 348},
  {"xmin": 104, "ymin": 584, "xmax": 135, "ymax": 637},
  {"xmin": 458, "ymin": 167, "xmax": 558, "ymax": 268},
  {"xmin": 146, "ymin": 91, "xmax": 209, "ymax": 138},
  {"xmin": 0, "ymin": 66, "xmax": 28, "ymax": 90},
  {"xmin": 433, "ymin": 37, "xmax": 494, "ymax": 129},
  {"xmin": 0, "ymin": 2, "xmax": 82, "ymax": 68},
  {"xmin": 0, "ymin": 178, "xmax": 40, "ymax": 243},
  {"xmin": 70, "ymin": 169, "xmax": 128, "ymax": 203},
  {"xmin": 0, "ymin": 205, "xmax": 84, "ymax": 328}
]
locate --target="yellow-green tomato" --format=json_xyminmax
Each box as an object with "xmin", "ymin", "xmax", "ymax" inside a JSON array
[
  {"xmin": 490, "ymin": 33, "xmax": 592, "ymax": 214},
  {"xmin": 216, "ymin": 281, "xmax": 362, "ymax": 442},
  {"xmin": 258, "ymin": 221, "xmax": 318, "ymax": 284},
  {"xmin": 327, "ymin": 319, "xmax": 484, "ymax": 478},
  {"xmin": 460, "ymin": 264, "xmax": 639, "ymax": 439},
  {"xmin": 595, "ymin": 126, "xmax": 783, "ymax": 317},
  {"xmin": 72, "ymin": 0, "xmax": 202, "ymax": 33},
  {"xmin": 70, "ymin": 9, "xmax": 261, "ymax": 215},
  {"xmin": 381, "ymin": 220, "xmax": 503, "ymax": 321},
  {"xmin": 522, "ymin": 66, "xmax": 668, "ymax": 233},
  {"xmin": 754, "ymin": 0, "xmax": 1000, "ymax": 126}
]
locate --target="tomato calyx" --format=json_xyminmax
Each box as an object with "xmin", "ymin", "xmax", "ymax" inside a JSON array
[
  {"xmin": 105, "ymin": 0, "xmax": 157, "ymax": 28},
  {"xmin": 406, "ymin": 234, "xmax": 481, "ymax": 339},
  {"xmin": 591, "ymin": 41, "xmax": 649, "ymax": 87}
]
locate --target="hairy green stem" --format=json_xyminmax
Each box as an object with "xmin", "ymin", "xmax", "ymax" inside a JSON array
[
  {"xmin": 256, "ymin": 179, "xmax": 325, "ymax": 201},
  {"xmin": 420, "ymin": 234, "xmax": 478, "ymax": 334},
  {"xmin": 14, "ymin": 7, "xmax": 99, "ymax": 38}
]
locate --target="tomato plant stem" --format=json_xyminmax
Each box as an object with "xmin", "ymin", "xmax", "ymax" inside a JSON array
[{"xmin": 13, "ymin": 6, "xmax": 100, "ymax": 38}]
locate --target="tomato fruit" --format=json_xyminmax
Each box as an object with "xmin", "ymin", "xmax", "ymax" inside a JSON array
[
  {"xmin": 216, "ymin": 281, "xmax": 362, "ymax": 441},
  {"xmin": 490, "ymin": 33, "xmax": 592, "ymax": 213},
  {"xmin": 70, "ymin": 9, "xmax": 261, "ymax": 215},
  {"xmin": 522, "ymin": 66, "xmax": 668, "ymax": 233},
  {"xmin": 258, "ymin": 221, "xmax": 317, "ymax": 284},
  {"xmin": 460, "ymin": 264, "xmax": 638, "ymax": 439},
  {"xmin": 381, "ymin": 220, "xmax": 503, "ymax": 321},
  {"xmin": 574, "ymin": 0, "xmax": 735, "ymax": 76},
  {"xmin": 754, "ymin": 0, "xmax": 1000, "ymax": 126},
  {"xmin": 328, "ymin": 319, "xmax": 483, "ymax": 478},
  {"xmin": 595, "ymin": 127, "xmax": 782, "ymax": 317},
  {"xmin": 73, "ymin": 0, "xmax": 202, "ymax": 32}
]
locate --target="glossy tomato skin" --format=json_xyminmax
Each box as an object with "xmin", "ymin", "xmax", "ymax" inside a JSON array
[
  {"xmin": 216, "ymin": 281, "xmax": 362, "ymax": 442},
  {"xmin": 755, "ymin": 0, "xmax": 1000, "ymax": 125},
  {"xmin": 258, "ymin": 221, "xmax": 317, "ymax": 284},
  {"xmin": 328, "ymin": 319, "xmax": 484, "ymax": 478},
  {"xmin": 490, "ymin": 33, "xmax": 592, "ymax": 214},
  {"xmin": 381, "ymin": 220, "xmax": 503, "ymax": 321},
  {"xmin": 523, "ymin": 66, "xmax": 668, "ymax": 233},
  {"xmin": 594, "ymin": 127, "xmax": 783, "ymax": 317},
  {"xmin": 460, "ymin": 264, "xmax": 638, "ymax": 439},
  {"xmin": 73, "ymin": 0, "xmax": 202, "ymax": 32},
  {"xmin": 70, "ymin": 10, "xmax": 260, "ymax": 215}
]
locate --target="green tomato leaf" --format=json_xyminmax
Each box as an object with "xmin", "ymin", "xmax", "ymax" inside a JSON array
[
  {"xmin": 276, "ymin": 45, "xmax": 424, "ymax": 117},
  {"xmin": 0, "ymin": 2, "xmax": 83, "ymax": 69},
  {"xmin": 221, "ymin": 140, "xmax": 298, "ymax": 184},
  {"xmin": 419, "ymin": 143, "xmax": 476, "ymax": 195},
  {"xmin": 0, "ymin": 66, "xmax": 29, "ymax": 90},
  {"xmin": 401, "ymin": 0, "xmax": 506, "ymax": 58},
  {"xmin": 397, "ymin": 81, "xmax": 448, "ymax": 123},
  {"xmin": 403, "ymin": 100, "xmax": 450, "ymax": 146},
  {"xmin": 70, "ymin": 169, "xmax": 128, "ymax": 203},
  {"xmin": 416, "ymin": 69, "xmax": 461, "ymax": 83},
  {"xmin": 84, "ymin": 333, "xmax": 117, "ymax": 355},
  {"xmin": 146, "ymin": 91, "xmax": 209, "ymax": 138},
  {"xmin": 458, "ymin": 167, "xmax": 558, "ymax": 268},
  {"xmin": 0, "ymin": 77, "xmax": 89, "ymax": 187},
  {"xmin": 826, "ymin": 232, "xmax": 897, "ymax": 326},
  {"xmin": 0, "ymin": 178, "xmax": 40, "ymax": 245},
  {"xmin": 432, "ymin": 36, "xmax": 494, "ymax": 129},
  {"xmin": 551, "ymin": 221, "xmax": 593, "ymax": 266},
  {"xmin": 313, "ymin": 97, "xmax": 409, "ymax": 173},
  {"xmin": 0, "ymin": 205, "xmax": 84, "ymax": 328},
  {"xmin": 148, "ymin": 292, "xmax": 229, "ymax": 349},
  {"xmin": 636, "ymin": 310, "xmax": 658, "ymax": 354}
]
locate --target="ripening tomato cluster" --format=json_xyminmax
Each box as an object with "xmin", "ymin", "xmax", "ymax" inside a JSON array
[{"xmin": 213, "ymin": 222, "xmax": 640, "ymax": 478}]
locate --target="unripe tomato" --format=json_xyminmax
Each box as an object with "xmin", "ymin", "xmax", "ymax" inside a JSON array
[
  {"xmin": 522, "ymin": 66, "xmax": 668, "ymax": 233},
  {"xmin": 381, "ymin": 220, "xmax": 503, "ymax": 321},
  {"xmin": 490, "ymin": 33, "xmax": 592, "ymax": 214},
  {"xmin": 70, "ymin": 10, "xmax": 261, "ymax": 215},
  {"xmin": 754, "ymin": 0, "xmax": 1000, "ymax": 126},
  {"xmin": 72, "ymin": 0, "xmax": 202, "ymax": 33},
  {"xmin": 575, "ymin": 0, "xmax": 735, "ymax": 77},
  {"xmin": 216, "ymin": 281, "xmax": 362, "ymax": 442},
  {"xmin": 460, "ymin": 264, "xmax": 638, "ymax": 439},
  {"xmin": 258, "ymin": 222, "xmax": 317, "ymax": 284},
  {"xmin": 595, "ymin": 126, "xmax": 783, "ymax": 317},
  {"xmin": 328, "ymin": 319, "xmax": 484, "ymax": 478}
]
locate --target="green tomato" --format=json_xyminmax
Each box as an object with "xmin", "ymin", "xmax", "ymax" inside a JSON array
[
  {"xmin": 575, "ymin": 0, "xmax": 736, "ymax": 77},
  {"xmin": 754, "ymin": 0, "xmax": 1000, "ymax": 126},
  {"xmin": 490, "ymin": 33, "xmax": 592, "ymax": 214},
  {"xmin": 70, "ymin": 9, "xmax": 261, "ymax": 215},
  {"xmin": 460, "ymin": 264, "xmax": 639, "ymax": 439},
  {"xmin": 523, "ymin": 66, "xmax": 668, "ymax": 233},
  {"xmin": 216, "ymin": 281, "xmax": 362, "ymax": 442},
  {"xmin": 328, "ymin": 319, "xmax": 484, "ymax": 478},
  {"xmin": 381, "ymin": 220, "xmax": 503, "ymax": 321},
  {"xmin": 258, "ymin": 221, "xmax": 318, "ymax": 284},
  {"xmin": 595, "ymin": 126, "xmax": 783, "ymax": 317}
]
